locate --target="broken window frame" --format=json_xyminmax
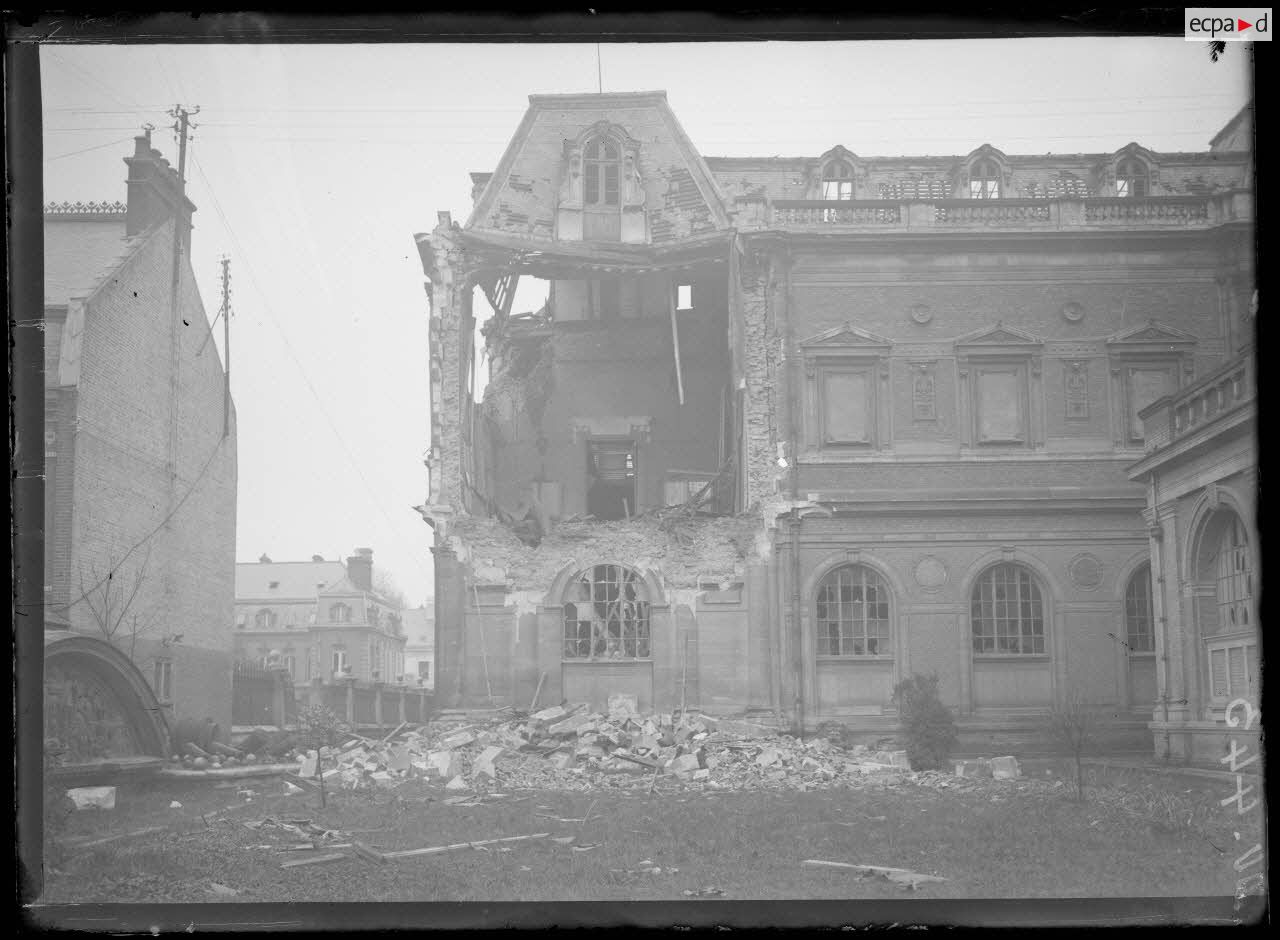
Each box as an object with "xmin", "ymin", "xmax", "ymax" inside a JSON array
[
  {"xmin": 586, "ymin": 438, "xmax": 638, "ymax": 520},
  {"xmin": 821, "ymin": 160, "xmax": 855, "ymax": 201},
  {"xmin": 562, "ymin": 564, "xmax": 652, "ymax": 661},
  {"xmin": 1116, "ymin": 157, "xmax": 1149, "ymax": 198},
  {"xmin": 968, "ymin": 158, "xmax": 1002, "ymax": 199},
  {"xmin": 815, "ymin": 564, "xmax": 892, "ymax": 658},
  {"xmin": 584, "ymin": 135, "xmax": 622, "ymax": 207}
]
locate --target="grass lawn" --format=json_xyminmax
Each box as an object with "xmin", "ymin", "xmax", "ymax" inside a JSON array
[{"xmin": 35, "ymin": 758, "xmax": 1259, "ymax": 906}]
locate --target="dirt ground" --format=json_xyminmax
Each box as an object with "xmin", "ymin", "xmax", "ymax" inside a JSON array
[{"xmin": 34, "ymin": 759, "xmax": 1262, "ymax": 909}]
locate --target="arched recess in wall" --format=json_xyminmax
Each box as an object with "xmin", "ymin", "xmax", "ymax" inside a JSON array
[
  {"xmin": 44, "ymin": 630, "xmax": 169, "ymax": 763},
  {"xmin": 957, "ymin": 549, "xmax": 1060, "ymax": 711},
  {"xmin": 1113, "ymin": 549, "xmax": 1157, "ymax": 712},
  {"xmin": 801, "ymin": 550, "xmax": 908, "ymax": 716},
  {"xmin": 1184, "ymin": 485, "xmax": 1258, "ymax": 713}
]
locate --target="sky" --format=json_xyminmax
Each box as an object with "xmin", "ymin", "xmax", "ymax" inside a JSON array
[{"xmin": 39, "ymin": 38, "xmax": 1252, "ymax": 607}]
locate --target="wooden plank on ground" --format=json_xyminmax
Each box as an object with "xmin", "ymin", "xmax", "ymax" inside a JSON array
[{"xmin": 383, "ymin": 832, "xmax": 550, "ymax": 861}]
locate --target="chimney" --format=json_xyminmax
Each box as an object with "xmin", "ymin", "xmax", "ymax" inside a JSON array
[
  {"xmin": 346, "ymin": 547, "xmax": 374, "ymax": 592},
  {"xmin": 258, "ymin": 553, "xmax": 272, "ymax": 564},
  {"xmin": 123, "ymin": 127, "xmax": 196, "ymax": 250},
  {"xmin": 311, "ymin": 554, "xmax": 325, "ymax": 562}
]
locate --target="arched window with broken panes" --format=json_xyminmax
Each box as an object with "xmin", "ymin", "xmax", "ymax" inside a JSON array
[
  {"xmin": 969, "ymin": 158, "xmax": 1002, "ymax": 199},
  {"xmin": 1116, "ymin": 157, "xmax": 1149, "ymax": 198},
  {"xmin": 815, "ymin": 565, "xmax": 891, "ymax": 657},
  {"xmin": 562, "ymin": 564, "xmax": 651, "ymax": 660},
  {"xmin": 971, "ymin": 564, "xmax": 1045, "ymax": 655},
  {"xmin": 821, "ymin": 160, "xmax": 855, "ymax": 200}
]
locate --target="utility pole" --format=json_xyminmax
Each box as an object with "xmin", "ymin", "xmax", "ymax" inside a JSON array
[
  {"xmin": 166, "ymin": 104, "xmax": 198, "ymax": 506},
  {"xmin": 219, "ymin": 256, "xmax": 232, "ymax": 439}
]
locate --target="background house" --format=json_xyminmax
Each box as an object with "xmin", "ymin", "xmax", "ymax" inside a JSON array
[
  {"xmin": 401, "ymin": 603, "xmax": 436, "ymax": 689},
  {"xmin": 234, "ymin": 548, "xmax": 408, "ymax": 685},
  {"xmin": 415, "ymin": 92, "xmax": 1254, "ymax": 760},
  {"xmin": 44, "ymin": 131, "xmax": 238, "ymax": 755}
]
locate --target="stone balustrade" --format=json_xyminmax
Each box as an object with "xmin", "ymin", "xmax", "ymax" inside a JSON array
[
  {"xmin": 1139, "ymin": 355, "xmax": 1254, "ymax": 454},
  {"xmin": 737, "ymin": 192, "xmax": 1251, "ymax": 233}
]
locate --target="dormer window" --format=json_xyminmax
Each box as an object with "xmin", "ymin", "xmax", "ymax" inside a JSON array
[
  {"xmin": 330, "ymin": 602, "xmax": 352, "ymax": 623},
  {"xmin": 584, "ymin": 135, "xmax": 621, "ymax": 207},
  {"xmin": 821, "ymin": 161, "xmax": 854, "ymax": 200},
  {"xmin": 254, "ymin": 608, "xmax": 277, "ymax": 629},
  {"xmin": 969, "ymin": 158, "xmax": 1001, "ymax": 199},
  {"xmin": 1116, "ymin": 157, "xmax": 1148, "ymax": 198}
]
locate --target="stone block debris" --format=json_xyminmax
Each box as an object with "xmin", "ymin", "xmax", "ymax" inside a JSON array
[
  {"xmin": 67, "ymin": 786, "xmax": 116, "ymax": 810},
  {"xmin": 990, "ymin": 755, "xmax": 1021, "ymax": 780},
  {"xmin": 277, "ymin": 705, "xmax": 1021, "ymax": 797}
]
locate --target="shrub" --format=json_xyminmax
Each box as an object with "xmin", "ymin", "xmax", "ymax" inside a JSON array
[
  {"xmin": 892, "ymin": 673, "xmax": 959, "ymax": 771},
  {"xmin": 1047, "ymin": 686, "xmax": 1096, "ymax": 802}
]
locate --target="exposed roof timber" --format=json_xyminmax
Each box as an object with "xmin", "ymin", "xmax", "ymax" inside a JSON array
[{"xmin": 459, "ymin": 229, "xmax": 731, "ymax": 276}]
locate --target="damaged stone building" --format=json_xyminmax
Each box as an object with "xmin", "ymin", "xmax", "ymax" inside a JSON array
[{"xmin": 413, "ymin": 92, "xmax": 1255, "ymax": 757}]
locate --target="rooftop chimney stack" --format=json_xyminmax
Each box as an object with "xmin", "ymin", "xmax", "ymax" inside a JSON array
[
  {"xmin": 347, "ymin": 547, "xmax": 374, "ymax": 592},
  {"xmin": 312, "ymin": 554, "xmax": 325, "ymax": 562},
  {"xmin": 123, "ymin": 128, "xmax": 196, "ymax": 249}
]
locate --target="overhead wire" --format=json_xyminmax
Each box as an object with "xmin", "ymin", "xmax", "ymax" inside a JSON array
[{"xmin": 187, "ymin": 150, "xmax": 434, "ymax": 572}]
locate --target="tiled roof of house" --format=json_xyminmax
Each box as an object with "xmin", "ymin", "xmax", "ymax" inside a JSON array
[
  {"xmin": 43, "ymin": 212, "xmax": 140, "ymax": 308},
  {"xmin": 235, "ymin": 559, "xmax": 347, "ymax": 601}
]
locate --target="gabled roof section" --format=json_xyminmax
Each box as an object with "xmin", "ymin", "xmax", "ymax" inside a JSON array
[
  {"xmin": 800, "ymin": 323, "xmax": 893, "ymax": 350},
  {"xmin": 235, "ymin": 559, "xmax": 347, "ymax": 601},
  {"xmin": 1111, "ymin": 141, "xmax": 1160, "ymax": 164},
  {"xmin": 43, "ymin": 212, "xmax": 140, "ymax": 308},
  {"xmin": 955, "ymin": 321, "xmax": 1044, "ymax": 350},
  {"xmin": 1105, "ymin": 319, "xmax": 1198, "ymax": 349},
  {"xmin": 467, "ymin": 90, "xmax": 730, "ymax": 248}
]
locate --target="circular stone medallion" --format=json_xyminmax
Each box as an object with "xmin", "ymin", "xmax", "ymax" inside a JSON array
[
  {"xmin": 1061, "ymin": 301, "xmax": 1085, "ymax": 323},
  {"xmin": 1068, "ymin": 552, "xmax": 1104, "ymax": 590},
  {"xmin": 913, "ymin": 555, "xmax": 949, "ymax": 592},
  {"xmin": 909, "ymin": 303, "xmax": 933, "ymax": 325}
]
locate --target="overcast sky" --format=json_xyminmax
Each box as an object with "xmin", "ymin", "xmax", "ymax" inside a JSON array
[{"xmin": 40, "ymin": 38, "xmax": 1252, "ymax": 607}]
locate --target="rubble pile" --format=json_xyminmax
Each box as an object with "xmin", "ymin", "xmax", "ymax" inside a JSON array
[{"xmin": 289, "ymin": 694, "xmax": 1023, "ymax": 795}]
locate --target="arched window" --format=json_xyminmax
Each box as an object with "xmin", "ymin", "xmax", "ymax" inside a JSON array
[
  {"xmin": 821, "ymin": 161, "xmax": 855, "ymax": 200},
  {"xmin": 254, "ymin": 608, "xmax": 277, "ymax": 629},
  {"xmin": 1203, "ymin": 512, "xmax": 1256, "ymax": 702},
  {"xmin": 1216, "ymin": 515, "xmax": 1253, "ymax": 631},
  {"xmin": 330, "ymin": 602, "xmax": 351, "ymax": 623},
  {"xmin": 1125, "ymin": 563, "xmax": 1154, "ymax": 653},
  {"xmin": 969, "ymin": 158, "xmax": 1002, "ymax": 199},
  {"xmin": 584, "ymin": 135, "xmax": 621, "ymax": 207},
  {"xmin": 971, "ymin": 564, "xmax": 1045, "ymax": 654},
  {"xmin": 562, "ymin": 564, "xmax": 651, "ymax": 660},
  {"xmin": 815, "ymin": 565, "xmax": 891, "ymax": 656},
  {"xmin": 1116, "ymin": 158, "xmax": 1148, "ymax": 198}
]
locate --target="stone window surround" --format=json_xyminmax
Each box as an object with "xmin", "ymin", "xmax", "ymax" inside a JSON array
[
  {"xmin": 800, "ymin": 327, "xmax": 893, "ymax": 454},
  {"xmin": 955, "ymin": 327, "xmax": 1044, "ymax": 451}
]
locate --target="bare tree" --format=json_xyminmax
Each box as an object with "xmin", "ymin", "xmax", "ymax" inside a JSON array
[
  {"xmin": 78, "ymin": 545, "xmax": 161, "ymax": 661},
  {"xmin": 372, "ymin": 569, "xmax": 410, "ymax": 610},
  {"xmin": 1048, "ymin": 686, "xmax": 1098, "ymax": 802}
]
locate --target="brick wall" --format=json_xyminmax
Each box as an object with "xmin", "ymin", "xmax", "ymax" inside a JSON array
[{"xmin": 62, "ymin": 219, "xmax": 237, "ymax": 735}]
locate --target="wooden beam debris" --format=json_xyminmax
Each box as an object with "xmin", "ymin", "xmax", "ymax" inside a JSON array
[
  {"xmin": 382, "ymin": 832, "xmax": 551, "ymax": 861},
  {"xmin": 280, "ymin": 852, "xmax": 350, "ymax": 869}
]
